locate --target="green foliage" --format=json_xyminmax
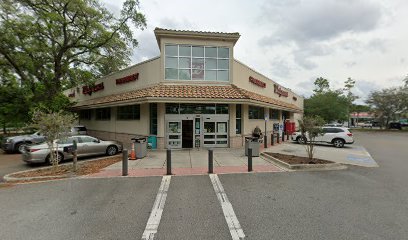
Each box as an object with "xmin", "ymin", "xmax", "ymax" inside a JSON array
[
  {"xmin": 366, "ymin": 87, "xmax": 408, "ymax": 128},
  {"xmin": 350, "ymin": 104, "xmax": 371, "ymax": 113},
  {"xmin": 313, "ymin": 77, "xmax": 330, "ymax": 94},
  {"xmin": 298, "ymin": 116, "xmax": 325, "ymax": 159},
  {"xmin": 305, "ymin": 91, "xmax": 350, "ymax": 123},
  {"xmin": 0, "ymin": 0, "xmax": 146, "ymax": 99},
  {"xmin": 0, "ymin": 79, "xmax": 31, "ymax": 133},
  {"xmin": 0, "ymin": 0, "xmax": 145, "ymax": 125},
  {"xmin": 31, "ymin": 109, "xmax": 77, "ymax": 167},
  {"xmin": 305, "ymin": 77, "xmax": 359, "ymax": 123}
]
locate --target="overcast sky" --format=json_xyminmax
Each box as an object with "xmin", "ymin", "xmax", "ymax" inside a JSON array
[{"xmin": 101, "ymin": 0, "xmax": 408, "ymax": 103}]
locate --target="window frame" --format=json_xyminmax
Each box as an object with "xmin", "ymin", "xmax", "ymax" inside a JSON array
[
  {"xmin": 117, "ymin": 105, "xmax": 140, "ymax": 120},
  {"xmin": 95, "ymin": 107, "xmax": 111, "ymax": 121},
  {"xmin": 249, "ymin": 106, "xmax": 265, "ymax": 120},
  {"xmin": 164, "ymin": 44, "xmax": 230, "ymax": 81}
]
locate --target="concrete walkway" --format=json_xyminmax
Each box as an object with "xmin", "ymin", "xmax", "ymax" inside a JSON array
[
  {"xmin": 86, "ymin": 147, "xmax": 284, "ymax": 178},
  {"xmin": 85, "ymin": 140, "xmax": 377, "ymax": 178},
  {"xmin": 269, "ymin": 142, "xmax": 378, "ymax": 167}
]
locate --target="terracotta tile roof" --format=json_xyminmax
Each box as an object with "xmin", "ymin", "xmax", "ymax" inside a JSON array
[{"xmin": 75, "ymin": 84, "xmax": 301, "ymax": 112}]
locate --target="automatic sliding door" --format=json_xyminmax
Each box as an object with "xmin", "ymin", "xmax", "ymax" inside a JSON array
[
  {"xmin": 167, "ymin": 121, "xmax": 182, "ymax": 148},
  {"xmin": 203, "ymin": 120, "xmax": 228, "ymax": 148}
]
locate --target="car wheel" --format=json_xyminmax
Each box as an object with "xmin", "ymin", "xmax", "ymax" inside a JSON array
[
  {"xmin": 47, "ymin": 152, "xmax": 64, "ymax": 165},
  {"xmin": 106, "ymin": 145, "xmax": 118, "ymax": 156},
  {"xmin": 297, "ymin": 136, "xmax": 306, "ymax": 144},
  {"xmin": 14, "ymin": 142, "xmax": 28, "ymax": 153},
  {"xmin": 333, "ymin": 139, "xmax": 345, "ymax": 148}
]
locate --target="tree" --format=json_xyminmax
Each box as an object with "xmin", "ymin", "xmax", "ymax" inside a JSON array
[
  {"xmin": 298, "ymin": 116, "xmax": 325, "ymax": 160},
  {"xmin": 305, "ymin": 91, "xmax": 350, "ymax": 123},
  {"xmin": 305, "ymin": 77, "xmax": 359, "ymax": 123},
  {"xmin": 366, "ymin": 87, "xmax": 408, "ymax": 128},
  {"xmin": 313, "ymin": 77, "xmax": 330, "ymax": 94},
  {"xmin": 0, "ymin": 0, "xmax": 146, "ymax": 102},
  {"xmin": 0, "ymin": 78, "xmax": 31, "ymax": 134},
  {"xmin": 31, "ymin": 110, "xmax": 77, "ymax": 168}
]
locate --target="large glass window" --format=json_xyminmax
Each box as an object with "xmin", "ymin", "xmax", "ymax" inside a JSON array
[
  {"xmin": 249, "ymin": 106, "xmax": 264, "ymax": 119},
  {"xmin": 165, "ymin": 103, "xmax": 228, "ymax": 114},
  {"xmin": 95, "ymin": 108, "xmax": 111, "ymax": 120},
  {"xmin": 165, "ymin": 44, "xmax": 230, "ymax": 81},
  {"xmin": 236, "ymin": 104, "xmax": 242, "ymax": 134},
  {"xmin": 150, "ymin": 103, "xmax": 157, "ymax": 135},
  {"xmin": 269, "ymin": 109, "xmax": 280, "ymax": 120},
  {"xmin": 117, "ymin": 105, "xmax": 140, "ymax": 120},
  {"xmin": 79, "ymin": 109, "xmax": 91, "ymax": 120}
]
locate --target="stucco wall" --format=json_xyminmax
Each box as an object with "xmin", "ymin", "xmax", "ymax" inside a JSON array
[
  {"xmin": 65, "ymin": 57, "xmax": 161, "ymax": 104},
  {"xmin": 232, "ymin": 59, "xmax": 303, "ymax": 110}
]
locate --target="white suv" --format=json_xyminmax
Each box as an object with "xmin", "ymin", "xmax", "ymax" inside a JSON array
[{"xmin": 291, "ymin": 127, "xmax": 354, "ymax": 148}]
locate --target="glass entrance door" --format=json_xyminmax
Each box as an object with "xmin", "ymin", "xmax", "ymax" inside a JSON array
[
  {"xmin": 203, "ymin": 120, "xmax": 228, "ymax": 148},
  {"xmin": 182, "ymin": 120, "xmax": 193, "ymax": 148}
]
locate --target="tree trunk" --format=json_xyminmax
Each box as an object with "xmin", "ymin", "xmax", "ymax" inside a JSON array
[{"xmin": 2, "ymin": 122, "xmax": 6, "ymax": 135}]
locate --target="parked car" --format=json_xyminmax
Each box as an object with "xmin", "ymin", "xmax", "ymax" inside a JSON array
[
  {"xmin": 71, "ymin": 125, "xmax": 87, "ymax": 135},
  {"xmin": 388, "ymin": 122, "xmax": 402, "ymax": 130},
  {"xmin": 21, "ymin": 135, "xmax": 122, "ymax": 164},
  {"xmin": 324, "ymin": 123, "xmax": 344, "ymax": 127},
  {"xmin": 1, "ymin": 125, "xmax": 87, "ymax": 153},
  {"xmin": 291, "ymin": 127, "xmax": 354, "ymax": 148},
  {"xmin": 1, "ymin": 131, "xmax": 46, "ymax": 153},
  {"xmin": 361, "ymin": 122, "xmax": 373, "ymax": 128}
]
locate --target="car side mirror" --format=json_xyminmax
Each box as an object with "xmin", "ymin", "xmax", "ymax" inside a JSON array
[{"xmin": 93, "ymin": 139, "xmax": 100, "ymax": 143}]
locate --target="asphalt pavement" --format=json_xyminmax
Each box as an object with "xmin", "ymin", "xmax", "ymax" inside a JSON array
[{"xmin": 0, "ymin": 131, "xmax": 407, "ymax": 240}]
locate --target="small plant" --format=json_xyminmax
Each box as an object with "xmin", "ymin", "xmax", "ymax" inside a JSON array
[
  {"xmin": 31, "ymin": 109, "xmax": 77, "ymax": 170},
  {"xmin": 298, "ymin": 116, "xmax": 325, "ymax": 160}
]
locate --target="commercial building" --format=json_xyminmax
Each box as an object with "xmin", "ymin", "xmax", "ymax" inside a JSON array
[{"xmin": 66, "ymin": 28, "xmax": 303, "ymax": 149}]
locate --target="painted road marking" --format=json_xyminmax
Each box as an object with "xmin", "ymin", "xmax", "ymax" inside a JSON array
[
  {"xmin": 141, "ymin": 175, "xmax": 171, "ymax": 240},
  {"xmin": 210, "ymin": 174, "xmax": 245, "ymax": 240}
]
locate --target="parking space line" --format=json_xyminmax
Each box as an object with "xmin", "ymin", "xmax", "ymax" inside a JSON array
[
  {"xmin": 141, "ymin": 175, "xmax": 171, "ymax": 240},
  {"xmin": 209, "ymin": 174, "xmax": 245, "ymax": 240}
]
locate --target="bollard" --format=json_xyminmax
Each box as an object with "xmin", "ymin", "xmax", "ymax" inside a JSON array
[
  {"xmin": 248, "ymin": 148, "xmax": 253, "ymax": 172},
  {"xmin": 166, "ymin": 149, "xmax": 172, "ymax": 175},
  {"xmin": 277, "ymin": 133, "xmax": 280, "ymax": 143},
  {"xmin": 271, "ymin": 133, "xmax": 274, "ymax": 146},
  {"xmin": 208, "ymin": 149, "xmax": 213, "ymax": 173},
  {"xmin": 122, "ymin": 149, "xmax": 128, "ymax": 176},
  {"xmin": 282, "ymin": 131, "xmax": 285, "ymax": 142},
  {"xmin": 287, "ymin": 132, "xmax": 289, "ymax": 141},
  {"xmin": 264, "ymin": 135, "xmax": 267, "ymax": 148}
]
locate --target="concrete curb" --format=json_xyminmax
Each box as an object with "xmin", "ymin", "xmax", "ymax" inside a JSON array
[
  {"xmin": 260, "ymin": 152, "xmax": 347, "ymax": 171},
  {"xmin": 3, "ymin": 155, "xmax": 119, "ymax": 183}
]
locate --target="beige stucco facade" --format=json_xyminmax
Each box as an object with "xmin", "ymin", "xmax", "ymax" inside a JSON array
[{"xmin": 66, "ymin": 28, "xmax": 304, "ymax": 150}]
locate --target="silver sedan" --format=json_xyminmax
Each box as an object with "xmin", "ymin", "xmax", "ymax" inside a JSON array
[{"xmin": 21, "ymin": 135, "xmax": 123, "ymax": 164}]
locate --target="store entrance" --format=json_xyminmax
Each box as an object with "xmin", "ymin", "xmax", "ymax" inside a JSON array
[{"xmin": 182, "ymin": 120, "xmax": 193, "ymax": 148}]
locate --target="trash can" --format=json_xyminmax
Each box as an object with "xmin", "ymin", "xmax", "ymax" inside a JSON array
[
  {"xmin": 245, "ymin": 137, "xmax": 260, "ymax": 157},
  {"xmin": 131, "ymin": 136, "xmax": 147, "ymax": 159},
  {"xmin": 147, "ymin": 135, "xmax": 157, "ymax": 149}
]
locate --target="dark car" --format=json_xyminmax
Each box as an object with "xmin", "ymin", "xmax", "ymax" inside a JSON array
[{"xmin": 389, "ymin": 122, "xmax": 402, "ymax": 130}]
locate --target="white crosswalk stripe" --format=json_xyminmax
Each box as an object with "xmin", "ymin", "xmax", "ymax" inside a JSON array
[
  {"xmin": 141, "ymin": 175, "xmax": 171, "ymax": 240},
  {"xmin": 210, "ymin": 174, "xmax": 245, "ymax": 240}
]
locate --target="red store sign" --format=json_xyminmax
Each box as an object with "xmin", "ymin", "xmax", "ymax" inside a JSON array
[
  {"xmin": 83, "ymin": 82, "xmax": 104, "ymax": 95},
  {"xmin": 116, "ymin": 73, "xmax": 139, "ymax": 85},
  {"xmin": 274, "ymin": 84, "xmax": 288, "ymax": 97},
  {"xmin": 249, "ymin": 76, "xmax": 266, "ymax": 88}
]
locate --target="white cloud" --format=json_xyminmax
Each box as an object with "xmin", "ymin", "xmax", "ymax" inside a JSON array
[{"xmin": 99, "ymin": 0, "xmax": 408, "ymax": 101}]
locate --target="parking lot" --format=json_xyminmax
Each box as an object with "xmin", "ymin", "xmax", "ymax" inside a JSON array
[{"xmin": 1, "ymin": 131, "xmax": 408, "ymax": 239}]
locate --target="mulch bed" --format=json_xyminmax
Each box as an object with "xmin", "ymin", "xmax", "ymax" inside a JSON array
[
  {"xmin": 264, "ymin": 152, "xmax": 333, "ymax": 164},
  {"xmin": 8, "ymin": 156, "xmax": 121, "ymax": 181}
]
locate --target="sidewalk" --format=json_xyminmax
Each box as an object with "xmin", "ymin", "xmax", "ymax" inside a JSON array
[{"xmin": 85, "ymin": 147, "xmax": 284, "ymax": 178}]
